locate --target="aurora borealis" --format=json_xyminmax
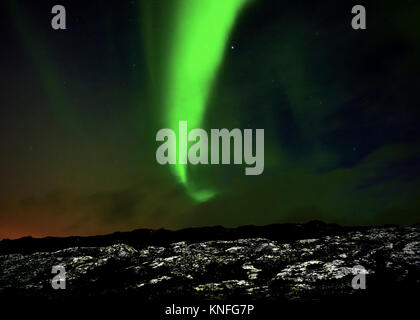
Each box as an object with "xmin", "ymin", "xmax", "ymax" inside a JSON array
[
  {"xmin": 143, "ymin": 0, "xmax": 248, "ymax": 201},
  {"xmin": 1, "ymin": 0, "xmax": 420, "ymax": 239}
]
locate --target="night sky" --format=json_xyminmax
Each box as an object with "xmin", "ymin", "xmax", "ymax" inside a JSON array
[{"xmin": 1, "ymin": 0, "xmax": 420, "ymax": 239}]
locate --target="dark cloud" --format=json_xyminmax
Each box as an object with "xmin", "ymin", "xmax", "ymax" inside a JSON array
[
  {"xmin": 20, "ymin": 189, "xmax": 65, "ymax": 207},
  {"xmin": 80, "ymin": 189, "xmax": 144, "ymax": 224}
]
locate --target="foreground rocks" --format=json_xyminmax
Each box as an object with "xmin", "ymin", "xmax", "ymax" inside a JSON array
[{"xmin": 0, "ymin": 223, "xmax": 419, "ymax": 303}]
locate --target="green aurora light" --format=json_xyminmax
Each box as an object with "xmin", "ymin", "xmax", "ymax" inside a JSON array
[{"xmin": 146, "ymin": 0, "xmax": 249, "ymax": 202}]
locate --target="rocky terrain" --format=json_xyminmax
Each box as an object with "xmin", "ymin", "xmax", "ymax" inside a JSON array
[{"xmin": 0, "ymin": 221, "xmax": 419, "ymax": 310}]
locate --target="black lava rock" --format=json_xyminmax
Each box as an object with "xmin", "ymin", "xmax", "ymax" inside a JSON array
[{"xmin": 0, "ymin": 222, "xmax": 418, "ymax": 308}]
